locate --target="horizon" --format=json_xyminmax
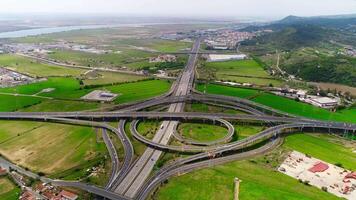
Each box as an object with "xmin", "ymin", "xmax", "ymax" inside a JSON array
[{"xmin": 1, "ymin": 0, "xmax": 356, "ymax": 20}]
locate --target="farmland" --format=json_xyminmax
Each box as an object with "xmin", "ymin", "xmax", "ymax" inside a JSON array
[
  {"xmin": 199, "ymin": 59, "xmax": 283, "ymax": 86},
  {"xmin": 48, "ymin": 49, "xmax": 154, "ymax": 70},
  {"xmin": 0, "ymin": 54, "xmax": 84, "ymax": 77},
  {"xmin": 82, "ymin": 71, "xmax": 147, "ymax": 85},
  {"xmin": 0, "ymin": 177, "xmax": 20, "ymax": 200},
  {"xmin": 0, "ymin": 78, "xmax": 171, "ymax": 111},
  {"xmin": 0, "ymin": 121, "xmax": 108, "ymax": 180}
]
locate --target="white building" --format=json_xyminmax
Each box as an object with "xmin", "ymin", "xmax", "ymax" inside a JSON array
[
  {"xmin": 307, "ymin": 97, "xmax": 339, "ymax": 109},
  {"xmin": 208, "ymin": 54, "xmax": 247, "ymax": 62}
]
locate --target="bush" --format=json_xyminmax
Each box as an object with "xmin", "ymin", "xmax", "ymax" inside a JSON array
[
  {"xmin": 322, "ymin": 186, "xmax": 328, "ymax": 192},
  {"xmin": 335, "ymin": 163, "xmax": 343, "ymax": 168}
]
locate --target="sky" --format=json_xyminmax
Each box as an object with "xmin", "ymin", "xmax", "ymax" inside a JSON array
[{"xmin": 1, "ymin": 0, "xmax": 356, "ymax": 19}]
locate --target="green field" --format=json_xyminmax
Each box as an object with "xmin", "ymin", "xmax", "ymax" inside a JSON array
[
  {"xmin": 0, "ymin": 121, "xmax": 107, "ymax": 176},
  {"xmin": 125, "ymin": 121, "xmax": 147, "ymax": 157},
  {"xmin": 82, "ymin": 71, "xmax": 147, "ymax": 85},
  {"xmin": 0, "ymin": 77, "xmax": 86, "ymax": 98},
  {"xmin": 0, "ymin": 94, "xmax": 43, "ymax": 112},
  {"xmin": 19, "ymin": 99, "xmax": 104, "ymax": 112},
  {"xmin": 0, "ymin": 54, "xmax": 84, "ymax": 77},
  {"xmin": 178, "ymin": 123, "xmax": 228, "ymax": 142},
  {"xmin": 106, "ymin": 79, "xmax": 171, "ymax": 104},
  {"xmin": 48, "ymin": 49, "xmax": 153, "ymax": 69},
  {"xmin": 284, "ymin": 133, "xmax": 356, "ymax": 170},
  {"xmin": 137, "ymin": 120, "xmax": 160, "ymax": 140},
  {"xmin": 234, "ymin": 125, "xmax": 265, "ymax": 140},
  {"xmin": 157, "ymin": 133, "xmax": 352, "ymax": 200},
  {"xmin": 0, "ymin": 78, "xmax": 171, "ymax": 111},
  {"xmin": 200, "ymin": 59, "xmax": 283, "ymax": 86},
  {"xmin": 197, "ymin": 83, "xmax": 356, "ymax": 123},
  {"xmin": 110, "ymin": 38, "xmax": 192, "ymax": 52},
  {"xmin": 185, "ymin": 103, "xmax": 246, "ymax": 114},
  {"xmin": 46, "ymin": 38, "xmax": 190, "ymax": 70},
  {"xmin": 0, "ymin": 177, "xmax": 20, "ymax": 200}
]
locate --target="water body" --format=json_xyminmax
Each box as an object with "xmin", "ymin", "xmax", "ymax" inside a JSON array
[{"xmin": 0, "ymin": 24, "xmax": 145, "ymax": 39}]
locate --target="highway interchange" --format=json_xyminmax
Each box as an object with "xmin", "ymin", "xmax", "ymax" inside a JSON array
[{"xmin": 0, "ymin": 39, "xmax": 355, "ymax": 200}]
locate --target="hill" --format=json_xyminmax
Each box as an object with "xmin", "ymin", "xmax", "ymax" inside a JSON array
[
  {"xmin": 240, "ymin": 15, "xmax": 356, "ymax": 87},
  {"xmin": 241, "ymin": 24, "xmax": 331, "ymax": 53}
]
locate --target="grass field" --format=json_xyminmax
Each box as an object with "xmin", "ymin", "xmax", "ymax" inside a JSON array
[
  {"xmin": 234, "ymin": 125, "xmax": 265, "ymax": 140},
  {"xmin": 200, "ymin": 59, "xmax": 283, "ymax": 86},
  {"xmin": 156, "ymin": 133, "xmax": 352, "ymax": 200},
  {"xmin": 0, "ymin": 94, "xmax": 43, "ymax": 112},
  {"xmin": 0, "ymin": 177, "xmax": 20, "ymax": 200},
  {"xmin": 106, "ymin": 79, "xmax": 171, "ymax": 104},
  {"xmin": 178, "ymin": 123, "xmax": 228, "ymax": 142},
  {"xmin": 47, "ymin": 38, "xmax": 190, "ymax": 70},
  {"xmin": 48, "ymin": 49, "xmax": 154, "ymax": 70},
  {"xmin": 0, "ymin": 78, "xmax": 171, "ymax": 111},
  {"xmin": 82, "ymin": 71, "xmax": 147, "ymax": 85},
  {"xmin": 197, "ymin": 83, "xmax": 356, "ymax": 123},
  {"xmin": 111, "ymin": 38, "xmax": 192, "ymax": 52},
  {"xmin": 0, "ymin": 77, "xmax": 86, "ymax": 98},
  {"xmin": 185, "ymin": 103, "xmax": 246, "ymax": 114},
  {"xmin": 19, "ymin": 99, "xmax": 104, "ymax": 112},
  {"xmin": 284, "ymin": 133, "xmax": 356, "ymax": 170},
  {"xmin": 137, "ymin": 120, "xmax": 160, "ymax": 140},
  {"xmin": 125, "ymin": 121, "xmax": 147, "ymax": 158},
  {"xmin": 0, "ymin": 54, "xmax": 84, "ymax": 77},
  {"xmin": 0, "ymin": 121, "xmax": 107, "ymax": 176}
]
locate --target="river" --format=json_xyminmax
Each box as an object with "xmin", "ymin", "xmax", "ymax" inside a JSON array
[{"xmin": 0, "ymin": 24, "xmax": 146, "ymax": 39}]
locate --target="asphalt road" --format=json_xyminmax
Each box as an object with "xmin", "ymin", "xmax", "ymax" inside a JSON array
[
  {"xmin": 114, "ymin": 39, "xmax": 201, "ymax": 198},
  {"xmin": 102, "ymin": 128, "xmax": 120, "ymax": 189}
]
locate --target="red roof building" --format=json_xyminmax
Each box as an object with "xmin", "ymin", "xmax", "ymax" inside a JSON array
[
  {"xmin": 344, "ymin": 172, "xmax": 356, "ymax": 180},
  {"xmin": 308, "ymin": 162, "xmax": 329, "ymax": 173},
  {"xmin": 58, "ymin": 190, "xmax": 78, "ymax": 200},
  {"xmin": 20, "ymin": 191, "xmax": 36, "ymax": 200},
  {"xmin": 0, "ymin": 167, "xmax": 7, "ymax": 176}
]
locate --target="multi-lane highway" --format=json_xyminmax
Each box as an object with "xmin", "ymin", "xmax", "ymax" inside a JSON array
[{"xmin": 113, "ymin": 39, "xmax": 201, "ymax": 198}]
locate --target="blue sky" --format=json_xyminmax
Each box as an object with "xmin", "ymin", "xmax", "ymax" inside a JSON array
[{"xmin": 1, "ymin": 0, "xmax": 356, "ymax": 18}]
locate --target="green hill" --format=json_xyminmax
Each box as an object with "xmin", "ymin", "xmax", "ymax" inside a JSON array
[{"xmin": 240, "ymin": 15, "xmax": 356, "ymax": 87}]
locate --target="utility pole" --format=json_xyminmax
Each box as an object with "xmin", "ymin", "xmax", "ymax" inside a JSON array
[{"xmin": 234, "ymin": 177, "xmax": 241, "ymax": 200}]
